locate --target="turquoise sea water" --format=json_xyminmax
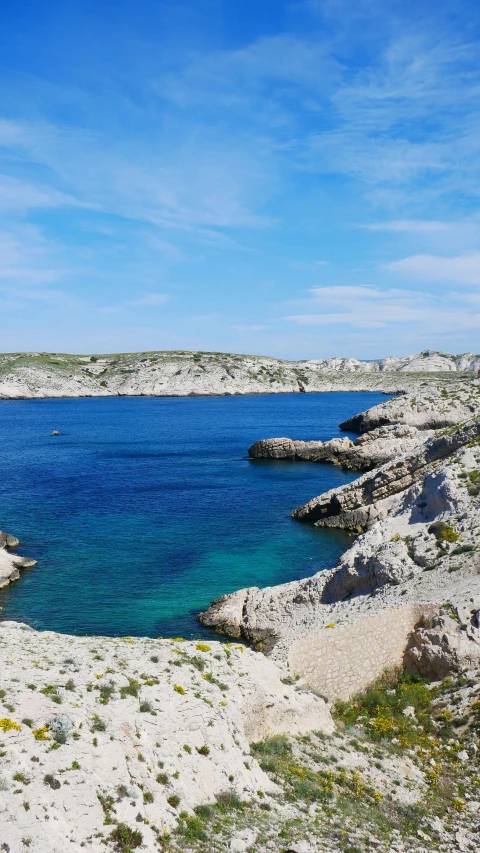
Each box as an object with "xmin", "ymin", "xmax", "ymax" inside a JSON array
[{"xmin": 0, "ymin": 393, "xmax": 388, "ymax": 639}]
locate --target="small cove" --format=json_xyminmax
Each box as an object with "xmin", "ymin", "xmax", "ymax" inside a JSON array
[{"xmin": 0, "ymin": 392, "xmax": 389, "ymax": 638}]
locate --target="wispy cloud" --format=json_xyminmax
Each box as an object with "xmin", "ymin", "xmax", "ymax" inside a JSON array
[
  {"xmin": 362, "ymin": 220, "xmax": 453, "ymax": 233},
  {"xmin": 232, "ymin": 323, "xmax": 270, "ymax": 333},
  {"xmin": 285, "ymin": 285, "xmax": 480, "ymax": 333},
  {"xmin": 386, "ymin": 251, "xmax": 480, "ymax": 285},
  {"xmin": 130, "ymin": 293, "xmax": 171, "ymax": 306},
  {"xmin": 0, "ymin": 175, "xmax": 85, "ymax": 213},
  {"xmin": 1, "ymin": 1, "xmax": 480, "ymax": 355},
  {"xmin": 0, "ymin": 227, "xmax": 65, "ymax": 286}
]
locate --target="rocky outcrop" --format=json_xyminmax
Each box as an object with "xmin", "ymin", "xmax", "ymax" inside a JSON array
[
  {"xmin": 201, "ymin": 413, "xmax": 480, "ymax": 671},
  {"xmin": 248, "ymin": 436, "xmax": 354, "ymax": 463},
  {"xmin": 248, "ymin": 425, "xmax": 433, "ymax": 471},
  {"xmin": 0, "ymin": 530, "xmax": 36, "ymax": 587},
  {"xmin": 340, "ymin": 387, "xmax": 480, "ymax": 432},
  {"xmin": 0, "ymin": 349, "xmax": 479, "ymax": 399},
  {"xmin": 405, "ymin": 605, "xmax": 480, "ymax": 679},
  {"xmin": 0, "ymin": 622, "xmax": 332, "ymax": 853},
  {"xmin": 292, "ymin": 417, "xmax": 480, "ymax": 530}
]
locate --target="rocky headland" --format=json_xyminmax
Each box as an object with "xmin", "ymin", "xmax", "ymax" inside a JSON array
[
  {"xmin": 4, "ymin": 372, "xmax": 480, "ymax": 851},
  {"xmin": 201, "ymin": 388, "xmax": 480, "ymax": 673}
]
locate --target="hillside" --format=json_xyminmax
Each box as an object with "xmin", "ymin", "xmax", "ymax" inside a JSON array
[{"xmin": 0, "ymin": 349, "xmax": 479, "ymax": 399}]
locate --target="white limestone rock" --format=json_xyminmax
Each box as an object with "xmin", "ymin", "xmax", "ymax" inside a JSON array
[
  {"xmin": 1, "ymin": 349, "xmax": 480, "ymax": 400},
  {"xmin": 0, "ymin": 531, "xmax": 36, "ymax": 588},
  {"xmin": 0, "ymin": 623, "xmax": 333, "ymax": 853}
]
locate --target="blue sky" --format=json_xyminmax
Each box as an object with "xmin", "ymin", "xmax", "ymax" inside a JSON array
[{"xmin": 1, "ymin": 0, "xmax": 480, "ymax": 358}]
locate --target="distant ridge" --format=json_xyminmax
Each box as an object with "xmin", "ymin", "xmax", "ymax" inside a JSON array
[{"xmin": 0, "ymin": 349, "xmax": 479, "ymax": 400}]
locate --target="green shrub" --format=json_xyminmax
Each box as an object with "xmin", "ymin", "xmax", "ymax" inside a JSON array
[
  {"xmin": 40, "ymin": 685, "xmax": 62, "ymax": 704},
  {"xmin": 428, "ymin": 522, "xmax": 459, "ymax": 543},
  {"xmin": 98, "ymin": 682, "xmax": 115, "ymax": 704},
  {"xmin": 120, "ymin": 679, "xmax": 140, "ymax": 699},
  {"xmin": 156, "ymin": 772, "xmax": 169, "ymax": 785},
  {"xmin": 176, "ymin": 815, "xmax": 207, "ymax": 842},
  {"xmin": 215, "ymin": 790, "xmax": 245, "ymax": 812},
  {"xmin": 90, "ymin": 714, "xmax": 106, "ymax": 733},
  {"xmin": 451, "ymin": 544, "xmax": 475, "ymax": 555},
  {"xmin": 194, "ymin": 804, "xmax": 213, "ymax": 819},
  {"xmin": 109, "ymin": 823, "xmax": 143, "ymax": 852},
  {"xmin": 334, "ymin": 671, "xmax": 436, "ymax": 749}
]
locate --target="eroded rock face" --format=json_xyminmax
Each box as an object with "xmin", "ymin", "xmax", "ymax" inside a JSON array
[
  {"xmin": 322, "ymin": 538, "xmax": 417, "ymax": 601},
  {"xmin": 340, "ymin": 387, "xmax": 480, "ymax": 433},
  {"xmin": 292, "ymin": 417, "xmax": 480, "ymax": 530},
  {"xmin": 249, "ymin": 426, "xmax": 432, "ymax": 472},
  {"xmin": 248, "ymin": 437, "xmax": 354, "ymax": 464},
  {"xmin": 201, "ymin": 424, "xmax": 480, "ymax": 661},
  {"xmin": 1, "ymin": 349, "xmax": 480, "ymax": 400},
  {"xmin": 405, "ymin": 609, "xmax": 480, "ymax": 679},
  {"xmin": 248, "ymin": 438, "xmax": 299, "ymax": 459}
]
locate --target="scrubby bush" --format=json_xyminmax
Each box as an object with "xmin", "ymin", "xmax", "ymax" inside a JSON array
[
  {"xmin": 109, "ymin": 823, "xmax": 142, "ymax": 852},
  {"xmin": 90, "ymin": 714, "xmax": 106, "ymax": 733},
  {"xmin": 428, "ymin": 522, "xmax": 459, "ymax": 543},
  {"xmin": 120, "ymin": 679, "xmax": 140, "ymax": 699}
]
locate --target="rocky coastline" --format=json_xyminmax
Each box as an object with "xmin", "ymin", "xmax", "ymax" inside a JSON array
[
  {"xmin": 0, "ymin": 348, "xmax": 479, "ymax": 399},
  {"xmin": 201, "ymin": 385, "xmax": 480, "ymax": 680},
  {"xmin": 4, "ymin": 370, "xmax": 480, "ymax": 851},
  {"xmin": 0, "ymin": 531, "xmax": 36, "ymax": 588}
]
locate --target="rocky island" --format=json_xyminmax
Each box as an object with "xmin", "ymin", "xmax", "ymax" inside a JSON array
[{"xmin": 3, "ymin": 354, "xmax": 480, "ymax": 852}]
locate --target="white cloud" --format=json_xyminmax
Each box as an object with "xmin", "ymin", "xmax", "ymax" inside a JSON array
[
  {"xmin": 154, "ymin": 35, "xmax": 339, "ymax": 113},
  {"xmin": 386, "ymin": 251, "xmax": 480, "ymax": 284},
  {"xmin": 0, "ymin": 228, "xmax": 65, "ymax": 286},
  {"xmin": 130, "ymin": 293, "xmax": 171, "ymax": 306},
  {"xmin": 284, "ymin": 285, "xmax": 480, "ymax": 332},
  {"xmin": 362, "ymin": 220, "xmax": 453, "ymax": 233},
  {"xmin": 0, "ymin": 175, "xmax": 84, "ymax": 213},
  {"xmin": 232, "ymin": 324, "xmax": 269, "ymax": 332},
  {"xmin": 0, "ymin": 115, "xmax": 276, "ymax": 234}
]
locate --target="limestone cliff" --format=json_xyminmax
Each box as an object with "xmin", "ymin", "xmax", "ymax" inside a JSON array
[
  {"xmin": 201, "ymin": 398, "xmax": 480, "ymax": 689},
  {"xmin": 0, "ymin": 349, "xmax": 479, "ymax": 399}
]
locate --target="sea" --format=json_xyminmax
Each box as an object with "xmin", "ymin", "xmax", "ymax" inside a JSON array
[{"xmin": 0, "ymin": 392, "xmax": 388, "ymax": 639}]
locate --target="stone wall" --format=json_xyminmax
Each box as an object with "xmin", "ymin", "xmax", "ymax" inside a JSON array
[{"xmin": 288, "ymin": 604, "xmax": 437, "ymax": 701}]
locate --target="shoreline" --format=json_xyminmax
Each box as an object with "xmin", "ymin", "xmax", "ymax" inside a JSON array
[{"xmin": 3, "ymin": 377, "xmax": 480, "ymax": 850}]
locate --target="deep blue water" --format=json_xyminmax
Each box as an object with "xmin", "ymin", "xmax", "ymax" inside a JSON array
[{"xmin": 0, "ymin": 393, "xmax": 387, "ymax": 639}]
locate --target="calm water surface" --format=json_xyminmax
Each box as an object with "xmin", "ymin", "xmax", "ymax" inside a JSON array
[{"xmin": 0, "ymin": 393, "xmax": 388, "ymax": 638}]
